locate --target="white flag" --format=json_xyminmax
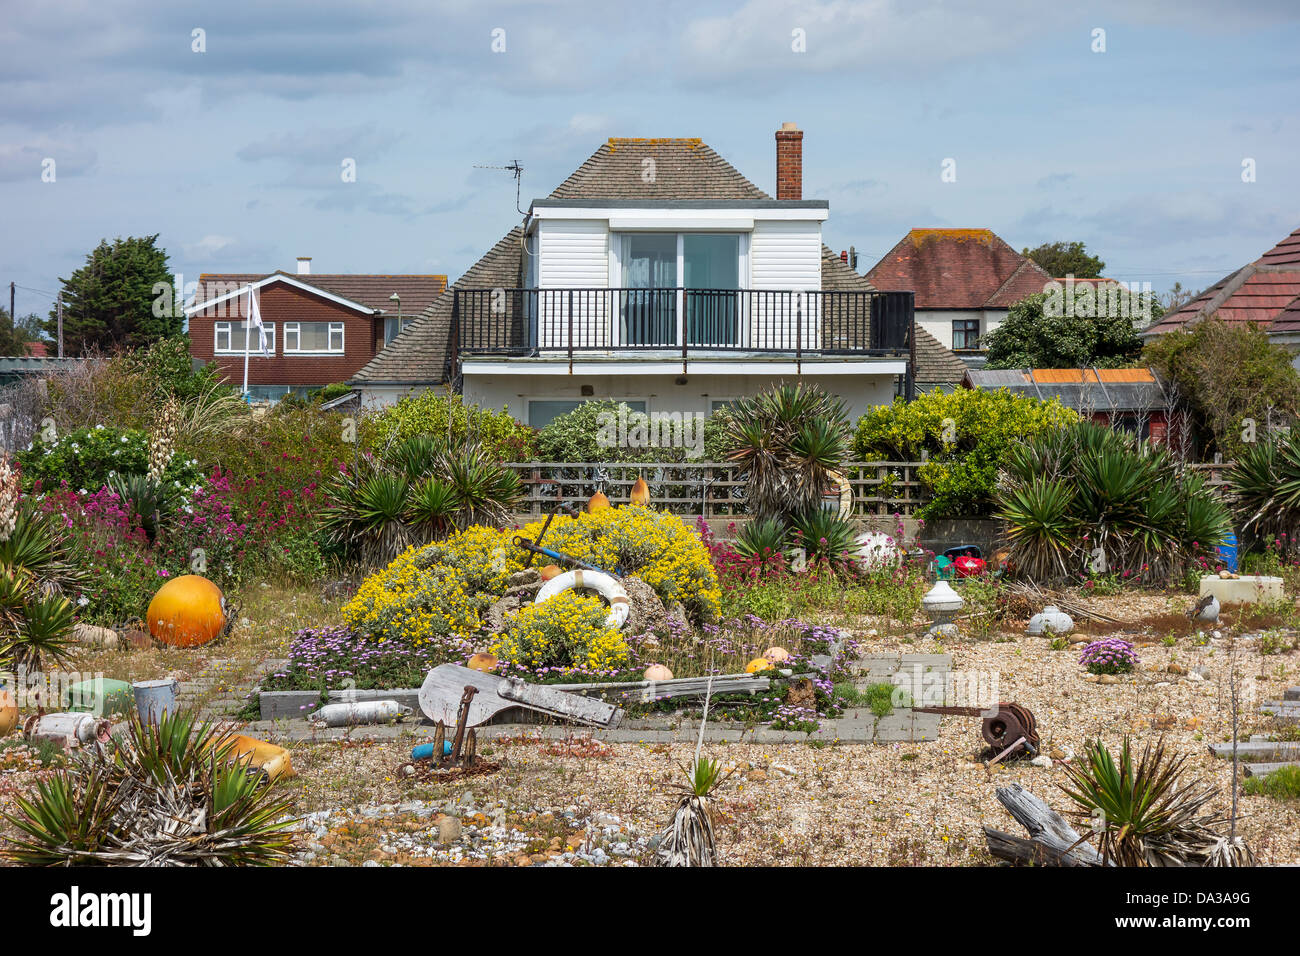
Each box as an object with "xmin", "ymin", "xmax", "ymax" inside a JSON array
[{"xmin": 247, "ymin": 286, "xmax": 271, "ymax": 357}]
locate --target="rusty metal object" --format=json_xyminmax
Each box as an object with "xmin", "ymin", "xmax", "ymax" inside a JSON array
[
  {"xmin": 913, "ymin": 701, "xmax": 1040, "ymax": 758},
  {"xmin": 444, "ymin": 684, "xmax": 478, "ymax": 768}
]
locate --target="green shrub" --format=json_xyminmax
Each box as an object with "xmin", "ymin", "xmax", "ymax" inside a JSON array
[
  {"xmin": 534, "ymin": 399, "xmax": 730, "ymax": 463},
  {"xmin": 360, "ymin": 390, "xmax": 534, "ymax": 462},
  {"xmin": 18, "ymin": 425, "xmax": 201, "ymax": 494},
  {"xmin": 853, "ymin": 387, "xmax": 1076, "ymax": 519},
  {"xmin": 1242, "ymin": 764, "xmax": 1300, "ymax": 801}
]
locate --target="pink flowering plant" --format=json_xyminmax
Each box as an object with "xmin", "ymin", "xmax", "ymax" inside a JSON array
[{"xmin": 1079, "ymin": 637, "xmax": 1139, "ymax": 675}]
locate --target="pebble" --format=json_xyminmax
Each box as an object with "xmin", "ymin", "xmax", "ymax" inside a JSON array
[
  {"xmin": 436, "ymin": 816, "xmax": 463, "ymax": 845},
  {"xmin": 1030, "ymin": 755, "xmax": 1053, "ymax": 769}
]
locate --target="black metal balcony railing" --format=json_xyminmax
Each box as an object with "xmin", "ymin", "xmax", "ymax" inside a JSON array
[{"xmin": 452, "ymin": 288, "xmax": 914, "ymax": 359}]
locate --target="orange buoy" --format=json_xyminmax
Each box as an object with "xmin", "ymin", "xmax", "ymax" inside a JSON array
[
  {"xmin": 0, "ymin": 682, "xmax": 16, "ymax": 737},
  {"xmin": 643, "ymin": 664, "xmax": 673, "ymax": 681},
  {"xmin": 629, "ymin": 477, "xmax": 650, "ymax": 507},
  {"xmin": 764, "ymin": 646, "xmax": 790, "ymax": 662},
  {"xmin": 146, "ymin": 575, "xmax": 227, "ymax": 648},
  {"xmin": 468, "ymin": 653, "xmax": 499, "ymax": 673},
  {"xmin": 539, "ymin": 564, "xmax": 563, "ymax": 581},
  {"xmin": 586, "ymin": 491, "xmax": 610, "ymax": 513}
]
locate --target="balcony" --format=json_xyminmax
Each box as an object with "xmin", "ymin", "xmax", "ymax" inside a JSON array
[{"xmin": 453, "ymin": 288, "xmax": 914, "ymax": 360}]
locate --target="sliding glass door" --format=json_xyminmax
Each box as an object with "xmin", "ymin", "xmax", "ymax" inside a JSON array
[
  {"xmin": 621, "ymin": 234, "xmax": 677, "ymax": 346},
  {"xmin": 683, "ymin": 234, "xmax": 740, "ymax": 346}
]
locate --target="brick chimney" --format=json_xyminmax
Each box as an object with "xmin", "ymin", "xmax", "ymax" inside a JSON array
[
  {"xmin": 296, "ymin": 256, "xmax": 312, "ymax": 275},
  {"xmin": 775, "ymin": 122, "xmax": 803, "ymax": 201}
]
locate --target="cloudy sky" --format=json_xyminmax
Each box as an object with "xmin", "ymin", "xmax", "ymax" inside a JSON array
[{"xmin": 3, "ymin": 0, "xmax": 1298, "ymax": 320}]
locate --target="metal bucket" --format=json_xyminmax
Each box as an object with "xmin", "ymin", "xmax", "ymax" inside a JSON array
[
  {"xmin": 24, "ymin": 712, "xmax": 112, "ymax": 749},
  {"xmin": 133, "ymin": 678, "xmax": 179, "ymax": 723},
  {"xmin": 309, "ymin": 700, "xmax": 411, "ymax": 727}
]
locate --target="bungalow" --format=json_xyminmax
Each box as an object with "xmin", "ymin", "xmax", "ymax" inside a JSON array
[
  {"xmin": 865, "ymin": 228, "xmax": 1053, "ymax": 369},
  {"xmin": 1141, "ymin": 226, "xmax": 1300, "ymax": 366},
  {"xmin": 185, "ymin": 261, "xmax": 446, "ymax": 402},
  {"xmin": 351, "ymin": 125, "xmax": 967, "ymax": 422}
]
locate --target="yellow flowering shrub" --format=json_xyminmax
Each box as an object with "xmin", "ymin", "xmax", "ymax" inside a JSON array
[
  {"xmin": 341, "ymin": 507, "xmax": 720, "ymax": 667},
  {"xmin": 517, "ymin": 506, "xmax": 721, "ymax": 622},
  {"xmin": 491, "ymin": 591, "xmax": 630, "ymax": 673}
]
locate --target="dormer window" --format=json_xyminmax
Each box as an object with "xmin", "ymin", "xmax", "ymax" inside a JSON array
[{"xmin": 616, "ymin": 232, "xmax": 743, "ymax": 346}]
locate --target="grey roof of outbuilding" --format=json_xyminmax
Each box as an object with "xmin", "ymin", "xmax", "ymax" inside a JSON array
[
  {"xmin": 0, "ymin": 356, "xmax": 86, "ymax": 374},
  {"xmin": 963, "ymin": 369, "xmax": 1167, "ymax": 411}
]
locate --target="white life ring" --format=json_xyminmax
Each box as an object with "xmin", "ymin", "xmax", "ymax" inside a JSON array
[{"xmin": 534, "ymin": 569, "xmax": 631, "ymax": 630}]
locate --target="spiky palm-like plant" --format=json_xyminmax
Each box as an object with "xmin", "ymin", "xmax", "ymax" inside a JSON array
[
  {"xmin": 3, "ymin": 708, "xmax": 298, "ymax": 867},
  {"xmin": 734, "ymin": 516, "xmax": 788, "ymax": 566},
  {"xmin": 788, "ymin": 508, "xmax": 858, "ymax": 567},
  {"xmin": 654, "ymin": 756, "xmax": 734, "ymax": 867},
  {"xmin": 438, "ymin": 445, "xmax": 521, "ymax": 530},
  {"xmin": 1059, "ymin": 737, "xmax": 1253, "ymax": 867},
  {"xmin": 725, "ymin": 383, "xmax": 849, "ymax": 523},
  {"xmin": 319, "ymin": 459, "xmax": 413, "ymax": 568},
  {"xmin": 1227, "ymin": 430, "xmax": 1300, "ymax": 552}
]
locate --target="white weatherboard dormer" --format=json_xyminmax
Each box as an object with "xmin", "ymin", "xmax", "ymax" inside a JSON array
[{"xmin": 353, "ymin": 130, "xmax": 937, "ymax": 419}]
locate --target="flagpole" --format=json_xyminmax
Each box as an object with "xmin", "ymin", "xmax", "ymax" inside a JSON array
[{"xmin": 242, "ymin": 284, "xmax": 252, "ymax": 400}]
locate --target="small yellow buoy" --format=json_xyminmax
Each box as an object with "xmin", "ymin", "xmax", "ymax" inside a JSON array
[
  {"xmin": 467, "ymin": 653, "xmax": 499, "ymax": 673},
  {"xmin": 764, "ymin": 646, "xmax": 790, "ymax": 662},
  {"xmin": 643, "ymin": 664, "xmax": 673, "ymax": 681},
  {"xmin": 586, "ymin": 491, "xmax": 610, "ymax": 513},
  {"xmin": 0, "ymin": 683, "xmax": 17, "ymax": 737},
  {"xmin": 745, "ymin": 657, "xmax": 774, "ymax": 675},
  {"xmin": 629, "ymin": 477, "xmax": 650, "ymax": 507}
]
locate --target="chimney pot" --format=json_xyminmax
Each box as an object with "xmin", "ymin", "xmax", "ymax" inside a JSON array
[
  {"xmin": 775, "ymin": 123, "xmax": 803, "ymax": 201},
  {"xmin": 296, "ymin": 256, "xmax": 312, "ymax": 275},
  {"xmin": 840, "ymin": 250, "xmax": 848, "ymax": 262}
]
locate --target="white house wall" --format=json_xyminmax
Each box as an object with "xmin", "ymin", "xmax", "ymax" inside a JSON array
[
  {"xmin": 536, "ymin": 219, "xmax": 611, "ymax": 347},
  {"xmin": 462, "ymin": 369, "xmax": 897, "ymax": 425},
  {"xmin": 916, "ymin": 308, "xmax": 1008, "ymax": 352}
]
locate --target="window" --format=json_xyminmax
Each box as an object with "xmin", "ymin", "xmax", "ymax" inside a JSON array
[
  {"xmin": 214, "ymin": 320, "xmax": 275, "ymax": 354},
  {"xmin": 284, "ymin": 321, "xmax": 344, "ymax": 353},
  {"xmin": 383, "ymin": 316, "xmax": 413, "ymax": 346},
  {"xmin": 527, "ymin": 399, "xmax": 647, "ymax": 428},
  {"xmin": 710, "ymin": 399, "xmax": 738, "ymax": 414},
  {"xmin": 952, "ymin": 318, "xmax": 981, "ymax": 351},
  {"xmin": 617, "ymin": 233, "xmax": 743, "ymax": 347}
]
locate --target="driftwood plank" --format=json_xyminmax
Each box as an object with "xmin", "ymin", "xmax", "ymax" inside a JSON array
[
  {"xmin": 983, "ymin": 827, "xmax": 1098, "ymax": 867},
  {"xmin": 498, "ymin": 677, "xmax": 620, "ymax": 727},
  {"xmin": 987, "ymin": 784, "xmax": 1109, "ymax": 867},
  {"xmin": 417, "ymin": 665, "xmax": 619, "ymax": 728},
  {"xmin": 551, "ymin": 673, "xmax": 770, "ymax": 703},
  {"xmin": 1285, "ymin": 687, "xmax": 1300, "ymax": 702}
]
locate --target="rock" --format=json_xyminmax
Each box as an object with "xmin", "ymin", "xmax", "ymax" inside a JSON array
[
  {"xmin": 435, "ymin": 816, "xmax": 463, "ymax": 845},
  {"xmin": 770, "ymin": 763, "xmax": 798, "ymax": 778},
  {"xmin": 507, "ymin": 568, "xmax": 541, "ymax": 587},
  {"xmin": 484, "ymin": 594, "xmax": 528, "ymax": 632},
  {"xmin": 1097, "ymin": 675, "xmax": 1120, "ymax": 684},
  {"xmin": 785, "ymin": 678, "xmax": 816, "ymax": 709},
  {"xmin": 666, "ymin": 601, "xmax": 689, "ymax": 626},
  {"xmin": 1030, "ymin": 755, "xmax": 1053, "ymax": 769},
  {"xmin": 73, "ymin": 623, "xmax": 118, "ymax": 648},
  {"xmin": 745, "ymin": 769, "xmax": 768, "ymax": 783},
  {"xmin": 1067, "ymin": 633, "xmax": 1090, "ymax": 644},
  {"xmin": 122, "ymin": 628, "xmax": 152, "ymax": 649},
  {"xmin": 617, "ymin": 575, "xmax": 670, "ymax": 635},
  {"xmin": 1166, "ymin": 663, "xmax": 1187, "ymax": 675}
]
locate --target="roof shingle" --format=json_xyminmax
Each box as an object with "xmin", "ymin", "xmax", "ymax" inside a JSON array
[
  {"xmin": 548, "ymin": 139, "xmax": 771, "ymax": 202},
  {"xmin": 865, "ymin": 228, "xmax": 1053, "ymax": 310}
]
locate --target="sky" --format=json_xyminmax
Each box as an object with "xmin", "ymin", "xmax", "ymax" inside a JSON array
[{"xmin": 3, "ymin": 0, "xmax": 1299, "ymax": 322}]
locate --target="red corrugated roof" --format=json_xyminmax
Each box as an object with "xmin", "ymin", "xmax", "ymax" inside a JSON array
[{"xmin": 865, "ymin": 228, "xmax": 1053, "ymax": 309}]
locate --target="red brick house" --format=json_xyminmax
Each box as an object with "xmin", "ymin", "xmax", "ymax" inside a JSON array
[{"xmin": 186, "ymin": 261, "xmax": 446, "ymax": 401}]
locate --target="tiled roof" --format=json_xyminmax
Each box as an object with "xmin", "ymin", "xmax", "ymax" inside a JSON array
[
  {"xmin": 193, "ymin": 273, "xmax": 447, "ymax": 315},
  {"xmin": 865, "ymin": 228, "xmax": 1053, "ymax": 310},
  {"xmin": 548, "ymin": 139, "xmax": 771, "ymax": 202},
  {"xmin": 1144, "ymin": 226, "xmax": 1300, "ymax": 337},
  {"xmin": 0, "ymin": 356, "xmax": 86, "ymax": 374},
  {"xmin": 351, "ymin": 227, "xmax": 525, "ymax": 384},
  {"xmin": 820, "ymin": 246, "xmax": 967, "ymax": 386}
]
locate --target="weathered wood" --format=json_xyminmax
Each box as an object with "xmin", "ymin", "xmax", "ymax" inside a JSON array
[
  {"xmin": 1242, "ymin": 761, "xmax": 1300, "ymax": 778},
  {"xmin": 988, "ymin": 783, "xmax": 1109, "ymax": 867},
  {"xmin": 1259, "ymin": 701, "xmax": 1300, "ymax": 719},
  {"xmin": 418, "ymin": 665, "xmax": 619, "ymax": 729},
  {"xmin": 1208, "ymin": 740, "xmax": 1300, "ymax": 761},
  {"xmin": 551, "ymin": 673, "xmax": 770, "ymax": 703},
  {"xmin": 983, "ymin": 827, "xmax": 1097, "ymax": 867},
  {"xmin": 1285, "ymin": 687, "xmax": 1300, "ymax": 702}
]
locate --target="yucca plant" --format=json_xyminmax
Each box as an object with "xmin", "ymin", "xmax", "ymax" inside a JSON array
[
  {"xmin": 995, "ymin": 476, "xmax": 1078, "ymax": 582},
  {"xmin": 320, "ymin": 460, "xmax": 413, "ymax": 567},
  {"xmin": 0, "ymin": 505, "xmax": 84, "ymax": 596},
  {"xmin": 1227, "ymin": 431, "xmax": 1300, "ymax": 551},
  {"xmin": 1059, "ymin": 737, "xmax": 1253, "ymax": 867},
  {"xmin": 107, "ymin": 472, "xmax": 177, "ymax": 543},
  {"xmin": 2, "ymin": 708, "xmax": 299, "ymax": 867},
  {"xmin": 725, "ymin": 382, "xmax": 849, "ymax": 523},
  {"xmin": 654, "ymin": 756, "xmax": 734, "ymax": 867},
  {"xmin": 407, "ymin": 475, "xmax": 460, "ymax": 542},
  {"xmin": 389, "ymin": 434, "xmax": 446, "ymax": 482},
  {"xmin": 788, "ymin": 508, "xmax": 857, "ymax": 566},
  {"xmin": 734, "ymin": 516, "xmax": 788, "ymax": 566},
  {"xmin": 0, "ymin": 583, "xmax": 77, "ymax": 673},
  {"xmin": 438, "ymin": 445, "xmax": 521, "ymax": 530}
]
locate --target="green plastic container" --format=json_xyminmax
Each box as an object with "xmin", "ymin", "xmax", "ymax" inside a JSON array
[{"xmin": 66, "ymin": 678, "xmax": 135, "ymax": 716}]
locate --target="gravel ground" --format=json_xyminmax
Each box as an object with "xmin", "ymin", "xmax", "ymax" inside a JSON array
[{"xmin": 3, "ymin": 590, "xmax": 1298, "ymax": 867}]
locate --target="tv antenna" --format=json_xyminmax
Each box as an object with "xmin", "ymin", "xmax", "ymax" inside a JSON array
[{"xmin": 473, "ymin": 160, "xmax": 525, "ymax": 215}]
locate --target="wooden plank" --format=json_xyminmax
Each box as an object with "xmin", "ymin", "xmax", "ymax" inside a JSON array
[
  {"xmin": 988, "ymin": 784, "xmax": 1109, "ymax": 867},
  {"xmin": 499, "ymin": 677, "xmax": 621, "ymax": 726},
  {"xmin": 1259, "ymin": 701, "xmax": 1300, "ymax": 719},
  {"xmin": 1284, "ymin": 687, "xmax": 1300, "ymax": 702},
  {"xmin": 551, "ymin": 674, "xmax": 770, "ymax": 703},
  {"xmin": 417, "ymin": 664, "xmax": 619, "ymax": 729},
  {"xmin": 1208, "ymin": 741, "xmax": 1300, "ymax": 761}
]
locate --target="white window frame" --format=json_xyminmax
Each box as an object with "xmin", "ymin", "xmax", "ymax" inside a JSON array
[
  {"xmin": 283, "ymin": 320, "xmax": 345, "ymax": 355},
  {"xmin": 214, "ymin": 320, "xmax": 275, "ymax": 355}
]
